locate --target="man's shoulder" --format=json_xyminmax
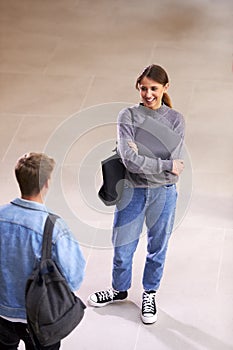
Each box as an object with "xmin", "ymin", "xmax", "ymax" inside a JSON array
[
  {"xmin": 0, "ymin": 202, "xmax": 10, "ymax": 210},
  {"xmin": 0, "ymin": 202, "xmax": 13, "ymax": 216}
]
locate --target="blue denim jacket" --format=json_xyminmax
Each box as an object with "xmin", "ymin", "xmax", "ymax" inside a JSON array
[{"xmin": 0, "ymin": 198, "xmax": 86, "ymax": 319}]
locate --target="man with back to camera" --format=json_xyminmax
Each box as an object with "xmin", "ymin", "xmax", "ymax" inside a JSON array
[{"xmin": 0, "ymin": 152, "xmax": 86, "ymax": 350}]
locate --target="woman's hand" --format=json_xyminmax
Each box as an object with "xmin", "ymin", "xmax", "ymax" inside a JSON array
[
  {"xmin": 171, "ymin": 159, "xmax": 184, "ymax": 176},
  {"xmin": 128, "ymin": 141, "xmax": 138, "ymax": 154}
]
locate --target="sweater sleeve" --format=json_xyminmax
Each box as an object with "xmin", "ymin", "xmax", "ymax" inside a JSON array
[
  {"xmin": 117, "ymin": 108, "xmax": 173, "ymax": 175},
  {"xmin": 170, "ymin": 112, "xmax": 185, "ymax": 159}
]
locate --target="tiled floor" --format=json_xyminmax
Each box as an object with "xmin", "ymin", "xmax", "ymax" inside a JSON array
[{"xmin": 1, "ymin": 0, "xmax": 233, "ymax": 349}]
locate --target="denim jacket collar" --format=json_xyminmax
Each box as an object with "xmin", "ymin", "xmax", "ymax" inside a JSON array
[{"xmin": 11, "ymin": 197, "xmax": 49, "ymax": 213}]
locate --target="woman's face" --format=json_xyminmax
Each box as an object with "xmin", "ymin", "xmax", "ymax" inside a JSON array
[{"xmin": 138, "ymin": 76, "xmax": 169, "ymax": 110}]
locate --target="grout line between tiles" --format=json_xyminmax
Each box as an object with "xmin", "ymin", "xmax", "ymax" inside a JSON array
[
  {"xmin": 42, "ymin": 39, "xmax": 61, "ymax": 76},
  {"xmin": 1, "ymin": 116, "xmax": 25, "ymax": 162},
  {"xmin": 215, "ymin": 228, "xmax": 226, "ymax": 293},
  {"xmin": 79, "ymin": 74, "xmax": 96, "ymax": 110},
  {"xmin": 1, "ymin": 113, "xmax": 68, "ymax": 119},
  {"xmin": 178, "ymin": 222, "xmax": 229, "ymax": 231},
  {"xmin": 133, "ymin": 323, "xmax": 142, "ymax": 350},
  {"xmin": 81, "ymin": 222, "xmax": 103, "ymax": 266}
]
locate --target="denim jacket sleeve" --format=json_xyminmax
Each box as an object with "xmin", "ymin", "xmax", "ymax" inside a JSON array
[{"xmin": 52, "ymin": 218, "xmax": 86, "ymax": 292}]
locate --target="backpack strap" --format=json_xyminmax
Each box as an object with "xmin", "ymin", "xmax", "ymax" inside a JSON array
[{"xmin": 41, "ymin": 214, "xmax": 59, "ymax": 261}]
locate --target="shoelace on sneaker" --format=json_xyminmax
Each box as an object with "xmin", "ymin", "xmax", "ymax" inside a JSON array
[
  {"xmin": 142, "ymin": 293, "xmax": 156, "ymax": 314},
  {"xmin": 95, "ymin": 289, "xmax": 119, "ymax": 302}
]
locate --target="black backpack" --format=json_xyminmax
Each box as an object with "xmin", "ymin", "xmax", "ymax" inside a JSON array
[{"xmin": 25, "ymin": 214, "xmax": 86, "ymax": 347}]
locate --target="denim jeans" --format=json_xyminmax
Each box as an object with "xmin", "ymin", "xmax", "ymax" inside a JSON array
[
  {"xmin": 112, "ymin": 184, "xmax": 177, "ymax": 291},
  {"xmin": 0, "ymin": 317, "xmax": 60, "ymax": 350}
]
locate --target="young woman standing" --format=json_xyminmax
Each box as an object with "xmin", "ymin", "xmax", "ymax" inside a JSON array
[{"xmin": 88, "ymin": 64, "xmax": 185, "ymax": 324}]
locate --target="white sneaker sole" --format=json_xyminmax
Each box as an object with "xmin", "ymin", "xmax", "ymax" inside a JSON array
[
  {"xmin": 88, "ymin": 297, "xmax": 127, "ymax": 308},
  {"xmin": 141, "ymin": 313, "xmax": 157, "ymax": 324}
]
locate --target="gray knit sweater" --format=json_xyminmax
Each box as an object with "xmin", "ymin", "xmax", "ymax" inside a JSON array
[{"xmin": 117, "ymin": 103, "xmax": 185, "ymax": 187}]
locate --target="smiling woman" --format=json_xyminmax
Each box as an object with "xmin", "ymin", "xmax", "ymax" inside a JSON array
[
  {"xmin": 88, "ymin": 64, "xmax": 185, "ymax": 325},
  {"xmin": 136, "ymin": 64, "xmax": 172, "ymax": 109},
  {"xmin": 138, "ymin": 77, "xmax": 169, "ymax": 110}
]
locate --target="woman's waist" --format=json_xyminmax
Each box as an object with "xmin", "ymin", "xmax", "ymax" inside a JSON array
[{"xmin": 125, "ymin": 171, "xmax": 178, "ymax": 187}]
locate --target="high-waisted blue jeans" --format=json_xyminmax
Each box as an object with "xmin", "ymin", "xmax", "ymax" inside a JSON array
[{"xmin": 112, "ymin": 184, "xmax": 177, "ymax": 292}]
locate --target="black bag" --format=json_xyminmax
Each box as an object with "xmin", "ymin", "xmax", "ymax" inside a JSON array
[
  {"xmin": 98, "ymin": 110, "xmax": 134, "ymax": 206},
  {"xmin": 98, "ymin": 152, "xmax": 126, "ymax": 206},
  {"xmin": 25, "ymin": 214, "xmax": 86, "ymax": 347}
]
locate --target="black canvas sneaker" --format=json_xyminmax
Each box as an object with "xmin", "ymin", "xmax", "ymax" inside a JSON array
[
  {"xmin": 88, "ymin": 288, "xmax": 128, "ymax": 307},
  {"xmin": 141, "ymin": 291, "xmax": 157, "ymax": 324}
]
